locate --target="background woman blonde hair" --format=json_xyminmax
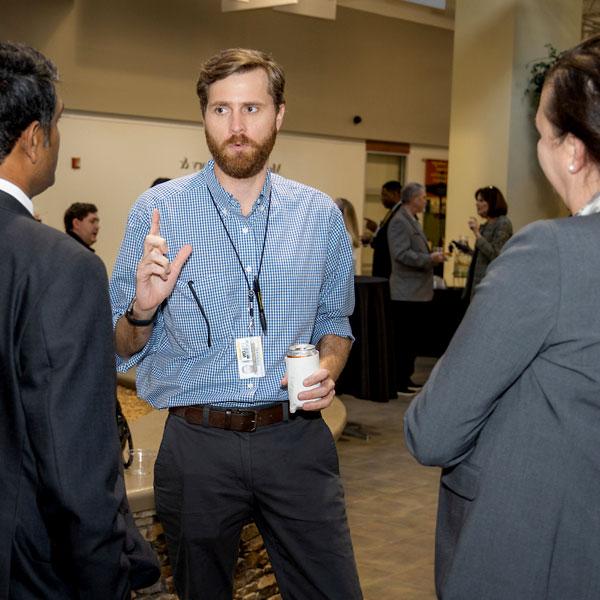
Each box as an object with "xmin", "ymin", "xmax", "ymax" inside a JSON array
[{"xmin": 334, "ymin": 197, "xmax": 360, "ymax": 249}]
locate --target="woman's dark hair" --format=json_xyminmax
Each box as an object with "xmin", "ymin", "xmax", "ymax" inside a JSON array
[
  {"xmin": 0, "ymin": 42, "xmax": 58, "ymax": 163},
  {"xmin": 474, "ymin": 186, "xmax": 508, "ymax": 217},
  {"xmin": 544, "ymin": 34, "xmax": 600, "ymax": 165}
]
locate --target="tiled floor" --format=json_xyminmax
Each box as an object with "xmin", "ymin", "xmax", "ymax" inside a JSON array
[{"xmin": 338, "ymin": 357, "xmax": 439, "ymax": 600}]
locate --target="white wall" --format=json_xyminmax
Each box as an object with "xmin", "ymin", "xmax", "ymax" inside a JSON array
[{"xmin": 36, "ymin": 112, "xmax": 366, "ymax": 274}]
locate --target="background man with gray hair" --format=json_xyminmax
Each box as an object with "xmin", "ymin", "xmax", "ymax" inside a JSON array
[{"xmin": 388, "ymin": 182, "xmax": 445, "ymax": 394}]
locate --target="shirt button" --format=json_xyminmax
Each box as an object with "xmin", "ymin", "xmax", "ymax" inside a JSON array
[
  {"xmin": 222, "ymin": 208, "xmax": 229, "ymax": 216},
  {"xmin": 259, "ymin": 206, "xmax": 265, "ymax": 212},
  {"xmin": 242, "ymin": 227, "xmax": 249, "ymax": 234},
  {"xmin": 246, "ymin": 266, "xmax": 253, "ymax": 273},
  {"xmin": 247, "ymin": 382, "xmax": 254, "ymax": 389}
]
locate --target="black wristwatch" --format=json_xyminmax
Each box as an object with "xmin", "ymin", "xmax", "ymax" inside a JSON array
[{"xmin": 125, "ymin": 297, "xmax": 157, "ymax": 327}]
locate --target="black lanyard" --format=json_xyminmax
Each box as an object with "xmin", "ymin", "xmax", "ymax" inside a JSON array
[{"xmin": 207, "ymin": 187, "xmax": 270, "ymax": 334}]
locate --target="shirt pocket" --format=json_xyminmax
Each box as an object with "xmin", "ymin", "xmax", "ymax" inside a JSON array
[{"xmin": 163, "ymin": 273, "xmax": 236, "ymax": 356}]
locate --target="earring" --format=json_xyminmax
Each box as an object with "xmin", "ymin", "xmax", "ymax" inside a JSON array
[{"xmin": 568, "ymin": 164, "xmax": 576, "ymax": 173}]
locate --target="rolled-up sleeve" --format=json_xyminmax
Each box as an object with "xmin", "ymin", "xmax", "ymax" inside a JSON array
[{"xmin": 311, "ymin": 208, "xmax": 355, "ymax": 344}]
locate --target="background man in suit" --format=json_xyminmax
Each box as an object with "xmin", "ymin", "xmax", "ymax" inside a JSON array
[
  {"xmin": 0, "ymin": 42, "xmax": 130, "ymax": 598},
  {"xmin": 363, "ymin": 180, "xmax": 402, "ymax": 278},
  {"xmin": 63, "ymin": 201, "xmax": 100, "ymax": 251},
  {"xmin": 388, "ymin": 182, "xmax": 444, "ymax": 394}
]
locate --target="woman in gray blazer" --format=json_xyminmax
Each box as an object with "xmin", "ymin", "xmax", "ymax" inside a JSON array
[
  {"xmin": 405, "ymin": 35, "xmax": 600, "ymax": 599},
  {"xmin": 463, "ymin": 186, "xmax": 513, "ymax": 301}
]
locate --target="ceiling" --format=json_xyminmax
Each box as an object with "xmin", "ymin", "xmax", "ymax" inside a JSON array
[{"xmin": 220, "ymin": 1, "xmax": 596, "ymax": 36}]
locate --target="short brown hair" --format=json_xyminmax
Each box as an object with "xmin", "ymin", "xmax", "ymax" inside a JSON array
[{"xmin": 196, "ymin": 48, "xmax": 285, "ymax": 115}]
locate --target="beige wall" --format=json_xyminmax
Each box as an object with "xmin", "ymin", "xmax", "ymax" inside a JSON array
[
  {"xmin": 1, "ymin": 0, "xmax": 453, "ymax": 147},
  {"xmin": 444, "ymin": 0, "xmax": 582, "ymax": 284},
  {"xmin": 37, "ymin": 111, "xmax": 366, "ymax": 274}
]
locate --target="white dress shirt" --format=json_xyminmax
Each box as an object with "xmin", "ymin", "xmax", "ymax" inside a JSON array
[{"xmin": 0, "ymin": 178, "xmax": 33, "ymax": 215}]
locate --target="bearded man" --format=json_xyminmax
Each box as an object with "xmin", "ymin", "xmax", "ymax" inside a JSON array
[{"xmin": 109, "ymin": 48, "xmax": 362, "ymax": 600}]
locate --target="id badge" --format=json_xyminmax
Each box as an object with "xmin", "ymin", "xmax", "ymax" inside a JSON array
[{"xmin": 235, "ymin": 336, "xmax": 265, "ymax": 379}]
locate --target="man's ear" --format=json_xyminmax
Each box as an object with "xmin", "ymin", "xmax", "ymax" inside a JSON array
[
  {"xmin": 275, "ymin": 103, "xmax": 286, "ymax": 131},
  {"xmin": 19, "ymin": 121, "xmax": 42, "ymax": 164}
]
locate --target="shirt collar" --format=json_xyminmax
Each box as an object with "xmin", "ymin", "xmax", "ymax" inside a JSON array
[
  {"xmin": 576, "ymin": 191, "xmax": 600, "ymax": 216},
  {"xmin": 0, "ymin": 178, "xmax": 34, "ymax": 215},
  {"xmin": 205, "ymin": 160, "xmax": 271, "ymax": 215}
]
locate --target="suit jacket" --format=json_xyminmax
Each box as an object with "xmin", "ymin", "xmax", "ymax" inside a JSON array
[
  {"xmin": 464, "ymin": 214, "xmax": 513, "ymax": 301},
  {"xmin": 371, "ymin": 202, "xmax": 401, "ymax": 278},
  {"xmin": 404, "ymin": 215, "xmax": 600, "ymax": 599},
  {"xmin": 388, "ymin": 206, "xmax": 433, "ymax": 301},
  {"xmin": 0, "ymin": 190, "xmax": 130, "ymax": 598}
]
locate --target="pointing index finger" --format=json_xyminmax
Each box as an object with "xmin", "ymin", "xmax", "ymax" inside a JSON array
[{"xmin": 150, "ymin": 208, "xmax": 161, "ymax": 236}]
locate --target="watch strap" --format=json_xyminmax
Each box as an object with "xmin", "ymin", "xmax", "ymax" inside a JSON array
[{"xmin": 125, "ymin": 297, "xmax": 157, "ymax": 327}]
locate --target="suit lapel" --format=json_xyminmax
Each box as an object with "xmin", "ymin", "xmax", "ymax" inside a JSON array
[
  {"xmin": 401, "ymin": 206, "xmax": 428, "ymax": 244},
  {"xmin": 0, "ymin": 189, "xmax": 35, "ymax": 219}
]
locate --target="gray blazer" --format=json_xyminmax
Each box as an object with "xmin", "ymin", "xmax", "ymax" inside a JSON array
[
  {"xmin": 388, "ymin": 206, "xmax": 433, "ymax": 301},
  {"xmin": 466, "ymin": 215, "xmax": 513, "ymax": 300},
  {"xmin": 404, "ymin": 215, "xmax": 600, "ymax": 599}
]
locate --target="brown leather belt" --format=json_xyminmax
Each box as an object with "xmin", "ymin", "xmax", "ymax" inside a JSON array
[{"xmin": 169, "ymin": 403, "xmax": 285, "ymax": 432}]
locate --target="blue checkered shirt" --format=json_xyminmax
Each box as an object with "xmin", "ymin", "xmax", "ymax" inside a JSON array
[{"xmin": 109, "ymin": 161, "xmax": 355, "ymax": 409}]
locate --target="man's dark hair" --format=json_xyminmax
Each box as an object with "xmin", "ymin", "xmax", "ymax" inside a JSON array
[
  {"xmin": 382, "ymin": 180, "xmax": 402, "ymax": 194},
  {"xmin": 151, "ymin": 177, "xmax": 170, "ymax": 187},
  {"xmin": 64, "ymin": 203, "xmax": 98, "ymax": 233},
  {"xmin": 0, "ymin": 42, "xmax": 58, "ymax": 163}
]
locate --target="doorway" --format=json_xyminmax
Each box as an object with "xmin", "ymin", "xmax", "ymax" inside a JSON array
[{"xmin": 362, "ymin": 152, "xmax": 406, "ymax": 275}]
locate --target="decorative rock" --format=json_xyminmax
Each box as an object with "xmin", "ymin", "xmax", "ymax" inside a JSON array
[
  {"xmin": 129, "ymin": 508, "xmax": 280, "ymax": 599},
  {"xmin": 257, "ymin": 574, "xmax": 277, "ymax": 590}
]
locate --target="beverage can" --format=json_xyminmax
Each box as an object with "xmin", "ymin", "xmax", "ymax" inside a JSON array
[{"xmin": 285, "ymin": 343, "xmax": 320, "ymax": 413}]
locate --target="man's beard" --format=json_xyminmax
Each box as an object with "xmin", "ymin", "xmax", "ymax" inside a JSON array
[{"xmin": 206, "ymin": 125, "xmax": 277, "ymax": 179}]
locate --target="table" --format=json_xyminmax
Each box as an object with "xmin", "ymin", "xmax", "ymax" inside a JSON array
[
  {"xmin": 418, "ymin": 287, "xmax": 466, "ymax": 357},
  {"xmin": 337, "ymin": 280, "xmax": 467, "ymax": 403},
  {"xmin": 337, "ymin": 276, "xmax": 397, "ymax": 402}
]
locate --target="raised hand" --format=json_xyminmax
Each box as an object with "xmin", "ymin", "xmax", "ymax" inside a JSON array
[
  {"xmin": 468, "ymin": 216, "xmax": 480, "ymax": 237},
  {"xmin": 134, "ymin": 209, "xmax": 192, "ymax": 314}
]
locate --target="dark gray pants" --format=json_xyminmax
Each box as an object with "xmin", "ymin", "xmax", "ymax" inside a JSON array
[{"xmin": 154, "ymin": 409, "xmax": 362, "ymax": 600}]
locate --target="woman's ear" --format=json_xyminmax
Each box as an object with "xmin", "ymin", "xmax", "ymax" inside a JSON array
[{"xmin": 565, "ymin": 133, "xmax": 586, "ymax": 174}]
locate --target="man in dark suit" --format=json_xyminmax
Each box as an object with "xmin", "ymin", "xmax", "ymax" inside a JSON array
[
  {"xmin": 363, "ymin": 180, "xmax": 402, "ymax": 278},
  {"xmin": 0, "ymin": 42, "xmax": 130, "ymax": 598}
]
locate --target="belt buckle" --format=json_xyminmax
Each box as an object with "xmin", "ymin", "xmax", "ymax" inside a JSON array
[{"xmin": 230, "ymin": 408, "xmax": 258, "ymax": 432}]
